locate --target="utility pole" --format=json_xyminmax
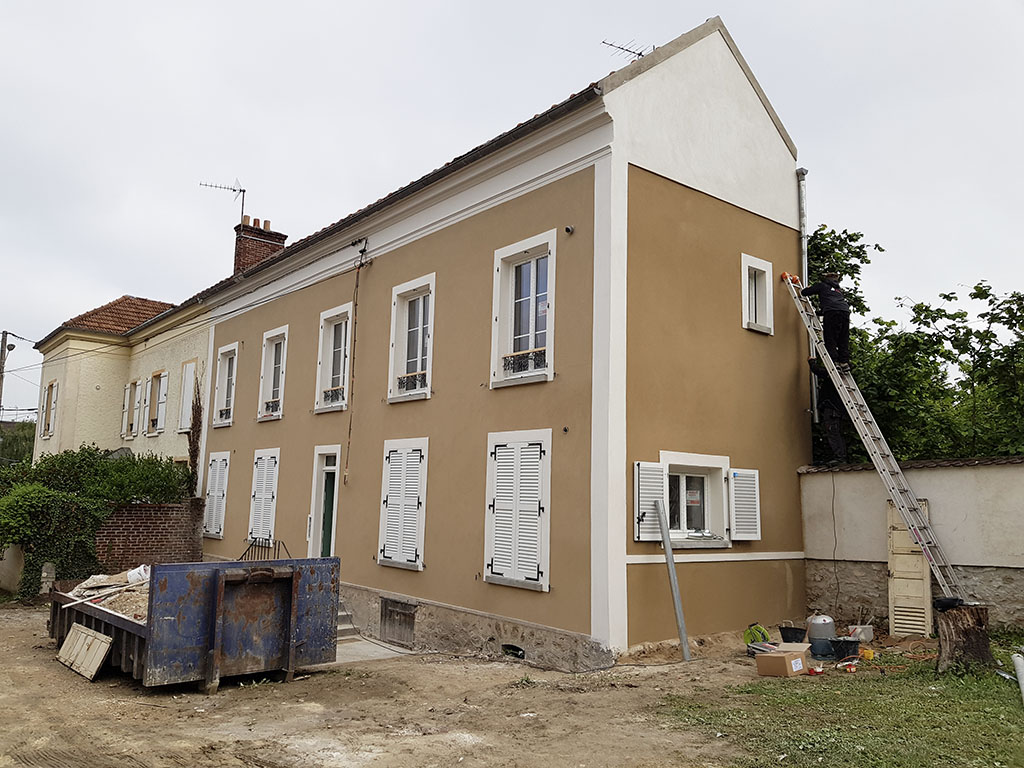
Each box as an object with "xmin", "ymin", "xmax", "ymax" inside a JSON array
[{"xmin": 0, "ymin": 330, "xmax": 11, "ymax": 423}]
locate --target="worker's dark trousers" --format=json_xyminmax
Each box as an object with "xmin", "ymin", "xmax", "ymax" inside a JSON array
[
  {"xmin": 823, "ymin": 310, "xmax": 851, "ymax": 364},
  {"xmin": 821, "ymin": 406, "xmax": 848, "ymax": 463}
]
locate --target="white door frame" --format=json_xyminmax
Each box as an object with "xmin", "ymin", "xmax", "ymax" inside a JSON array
[{"xmin": 307, "ymin": 444, "xmax": 342, "ymax": 558}]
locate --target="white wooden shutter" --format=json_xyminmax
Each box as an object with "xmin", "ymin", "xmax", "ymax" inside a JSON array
[
  {"xmin": 728, "ymin": 468, "xmax": 761, "ymax": 540},
  {"xmin": 142, "ymin": 376, "xmax": 152, "ymax": 433},
  {"xmin": 131, "ymin": 381, "xmax": 143, "ymax": 436},
  {"xmin": 488, "ymin": 444, "xmax": 517, "ymax": 577},
  {"xmin": 155, "ymin": 372, "xmax": 169, "ymax": 430},
  {"xmin": 204, "ymin": 453, "xmax": 229, "ymax": 536},
  {"xmin": 379, "ymin": 443, "xmax": 426, "ymax": 566},
  {"xmin": 634, "ymin": 461, "xmax": 667, "ymax": 542},
  {"xmin": 249, "ymin": 450, "xmax": 279, "ymax": 539},
  {"xmin": 515, "ymin": 443, "xmax": 543, "ymax": 582},
  {"xmin": 888, "ymin": 499, "xmax": 933, "ymax": 635},
  {"xmin": 38, "ymin": 386, "xmax": 47, "ymax": 437},
  {"xmin": 120, "ymin": 384, "xmax": 131, "ymax": 437},
  {"xmin": 179, "ymin": 362, "xmax": 196, "ymax": 430},
  {"xmin": 48, "ymin": 382, "xmax": 58, "ymax": 435}
]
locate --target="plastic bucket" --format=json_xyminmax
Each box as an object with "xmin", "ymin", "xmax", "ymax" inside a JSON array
[
  {"xmin": 779, "ymin": 625, "xmax": 806, "ymax": 643},
  {"xmin": 829, "ymin": 638, "xmax": 860, "ymax": 662},
  {"xmin": 809, "ymin": 637, "xmax": 834, "ymax": 658}
]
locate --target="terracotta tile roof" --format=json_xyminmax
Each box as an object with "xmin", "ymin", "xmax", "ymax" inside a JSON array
[
  {"xmin": 61, "ymin": 295, "xmax": 174, "ymax": 336},
  {"xmin": 798, "ymin": 455, "xmax": 1024, "ymax": 474}
]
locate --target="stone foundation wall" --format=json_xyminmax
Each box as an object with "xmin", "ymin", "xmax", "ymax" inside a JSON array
[
  {"xmin": 339, "ymin": 582, "xmax": 614, "ymax": 673},
  {"xmin": 95, "ymin": 498, "xmax": 204, "ymax": 573},
  {"xmin": 806, "ymin": 559, "xmax": 1024, "ymax": 630}
]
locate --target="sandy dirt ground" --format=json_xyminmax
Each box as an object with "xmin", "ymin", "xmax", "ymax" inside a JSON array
[{"xmin": 0, "ymin": 604, "xmax": 763, "ymax": 768}]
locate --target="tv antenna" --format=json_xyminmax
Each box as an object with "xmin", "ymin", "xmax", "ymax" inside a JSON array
[
  {"xmin": 601, "ymin": 39, "xmax": 654, "ymax": 60},
  {"xmin": 199, "ymin": 178, "xmax": 246, "ymax": 223}
]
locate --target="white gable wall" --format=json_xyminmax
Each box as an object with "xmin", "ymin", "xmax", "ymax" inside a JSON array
[{"xmin": 604, "ymin": 30, "xmax": 799, "ymax": 228}]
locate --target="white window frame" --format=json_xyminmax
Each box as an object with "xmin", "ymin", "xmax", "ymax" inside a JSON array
[
  {"xmin": 249, "ymin": 447, "xmax": 280, "ymax": 540},
  {"xmin": 203, "ymin": 451, "xmax": 230, "ymax": 538},
  {"xmin": 741, "ymin": 253, "xmax": 774, "ymax": 335},
  {"xmin": 212, "ymin": 342, "xmax": 238, "ymax": 428},
  {"xmin": 635, "ymin": 451, "xmax": 745, "ymax": 549},
  {"xmin": 490, "ymin": 230, "xmax": 557, "ymax": 389},
  {"xmin": 178, "ymin": 359, "xmax": 198, "ymax": 433},
  {"xmin": 307, "ymin": 444, "xmax": 342, "ymax": 557},
  {"xmin": 377, "ymin": 437, "xmax": 428, "ymax": 570},
  {"xmin": 314, "ymin": 303, "xmax": 353, "ymax": 413},
  {"xmin": 257, "ymin": 325, "xmax": 289, "ymax": 420},
  {"xmin": 145, "ymin": 370, "xmax": 169, "ymax": 436},
  {"xmin": 483, "ymin": 428, "xmax": 552, "ymax": 592},
  {"xmin": 386, "ymin": 274, "xmax": 435, "ymax": 403}
]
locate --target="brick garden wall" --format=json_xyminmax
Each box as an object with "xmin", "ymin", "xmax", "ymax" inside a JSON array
[{"xmin": 94, "ymin": 498, "xmax": 204, "ymax": 574}]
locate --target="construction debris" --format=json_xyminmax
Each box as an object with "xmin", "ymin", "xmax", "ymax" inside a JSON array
[{"xmin": 67, "ymin": 568, "xmax": 150, "ymax": 623}]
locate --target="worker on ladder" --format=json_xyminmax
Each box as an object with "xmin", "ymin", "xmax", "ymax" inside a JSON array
[
  {"xmin": 808, "ymin": 357, "xmax": 848, "ymax": 465},
  {"xmin": 801, "ymin": 272, "xmax": 851, "ymax": 371}
]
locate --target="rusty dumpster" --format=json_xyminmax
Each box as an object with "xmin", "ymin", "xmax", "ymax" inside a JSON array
[{"xmin": 49, "ymin": 557, "xmax": 339, "ymax": 692}]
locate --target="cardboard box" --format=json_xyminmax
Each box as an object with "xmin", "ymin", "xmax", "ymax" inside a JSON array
[{"xmin": 755, "ymin": 651, "xmax": 807, "ymax": 677}]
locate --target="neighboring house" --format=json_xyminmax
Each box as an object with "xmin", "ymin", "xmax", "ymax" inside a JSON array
[
  {"xmin": 32, "ymin": 218, "xmax": 289, "ymax": 476},
  {"xmin": 38, "ymin": 17, "xmax": 811, "ymax": 666},
  {"xmin": 195, "ymin": 16, "xmax": 810, "ymax": 665}
]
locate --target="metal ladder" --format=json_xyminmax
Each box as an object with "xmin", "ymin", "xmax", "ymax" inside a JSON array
[{"xmin": 781, "ymin": 273, "xmax": 966, "ymax": 601}]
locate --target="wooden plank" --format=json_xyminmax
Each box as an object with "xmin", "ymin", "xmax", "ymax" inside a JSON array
[{"xmin": 57, "ymin": 623, "xmax": 113, "ymax": 681}]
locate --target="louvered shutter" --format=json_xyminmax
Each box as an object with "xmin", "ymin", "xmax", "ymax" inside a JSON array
[
  {"xmin": 381, "ymin": 450, "xmax": 404, "ymax": 560},
  {"xmin": 132, "ymin": 382, "xmax": 143, "ymax": 436},
  {"xmin": 142, "ymin": 376, "xmax": 152, "ymax": 433},
  {"xmin": 401, "ymin": 450, "xmax": 422, "ymax": 563},
  {"xmin": 634, "ymin": 461, "xmax": 667, "ymax": 541},
  {"xmin": 38, "ymin": 387, "xmax": 47, "ymax": 437},
  {"xmin": 204, "ymin": 454, "xmax": 229, "ymax": 536},
  {"xmin": 155, "ymin": 372, "xmax": 168, "ymax": 430},
  {"xmin": 515, "ymin": 443, "xmax": 543, "ymax": 582},
  {"xmin": 263, "ymin": 454, "xmax": 278, "ymax": 538},
  {"xmin": 249, "ymin": 451, "xmax": 278, "ymax": 539},
  {"xmin": 249, "ymin": 455, "xmax": 266, "ymax": 538},
  {"xmin": 121, "ymin": 385, "xmax": 131, "ymax": 437},
  {"xmin": 489, "ymin": 444, "xmax": 516, "ymax": 577},
  {"xmin": 48, "ymin": 382, "xmax": 58, "ymax": 435},
  {"xmin": 728, "ymin": 468, "xmax": 761, "ymax": 540}
]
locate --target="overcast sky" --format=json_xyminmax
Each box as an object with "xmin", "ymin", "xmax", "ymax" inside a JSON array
[{"xmin": 2, "ymin": 1, "xmax": 1022, "ymax": 418}]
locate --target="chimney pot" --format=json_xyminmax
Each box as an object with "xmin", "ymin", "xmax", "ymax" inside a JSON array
[
  {"xmin": 242, "ymin": 215, "xmax": 251, "ymax": 226},
  {"xmin": 253, "ymin": 218, "xmax": 261, "ymax": 229},
  {"xmin": 263, "ymin": 220, "xmax": 271, "ymax": 231}
]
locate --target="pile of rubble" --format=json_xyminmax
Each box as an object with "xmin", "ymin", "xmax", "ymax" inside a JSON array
[{"xmin": 69, "ymin": 566, "xmax": 150, "ymax": 623}]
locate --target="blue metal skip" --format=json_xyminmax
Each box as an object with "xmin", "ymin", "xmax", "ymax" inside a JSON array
[{"xmin": 50, "ymin": 557, "xmax": 339, "ymax": 692}]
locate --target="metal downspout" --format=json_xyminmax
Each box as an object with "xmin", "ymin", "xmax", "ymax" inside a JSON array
[{"xmin": 797, "ymin": 167, "xmax": 818, "ymax": 423}]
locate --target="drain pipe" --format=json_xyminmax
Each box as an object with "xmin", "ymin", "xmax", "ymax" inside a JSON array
[{"xmin": 797, "ymin": 167, "xmax": 819, "ymax": 422}]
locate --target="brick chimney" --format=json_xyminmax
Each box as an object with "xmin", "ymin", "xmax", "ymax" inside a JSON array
[{"xmin": 234, "ymin": 215, "xmax": 288, "ymax": 274}]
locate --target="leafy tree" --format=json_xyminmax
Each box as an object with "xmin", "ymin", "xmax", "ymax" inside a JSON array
[
  {"xmin": 0, "ymin": 421, "xmax": 35, "ymax": 465},
  {"xmin": 806, "ymin": 225, "xmax": 883, "ymax": 315}
]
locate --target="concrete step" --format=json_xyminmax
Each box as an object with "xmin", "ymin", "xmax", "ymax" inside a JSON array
[{"xmin": 337, "ymin": 604, "xmax": 358, "ymax": 641}]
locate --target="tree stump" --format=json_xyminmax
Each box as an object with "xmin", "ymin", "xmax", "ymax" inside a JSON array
[{"xmin": 936, "ymin": 604, "xmax": 994, "ymax": 673}]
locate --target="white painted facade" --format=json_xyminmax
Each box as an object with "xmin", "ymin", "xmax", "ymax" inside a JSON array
[{"xmin": 801, "ymin": 464, "xmax": 1023, "ymax": 569}]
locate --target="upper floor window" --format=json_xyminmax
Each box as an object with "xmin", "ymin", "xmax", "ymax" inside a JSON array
[
  {"xmin": 741, "ymin": 253, "xmax": 774, "ymax": 335},
  {"xmin": 213, "ymin": 343, "xmax": 238, "ymax": 427},
  {"xmin": 315, "ymin": 303, "xmax": 352, "ymax": 412},
  {"xmin": 121, "ymin": 379, "xmax": 143, "ymax": 438},
  {"xmin": 145, "ymin": 371, "xmax": 169, "ymax": 435},
  {"xmin": 258, "ymin": 326, "xmax": 288, "ymax": 420},
  {"xmin": 39, "ymin": 379, "xmax": 59, "ymax": 439},
  {"xmin": 387, "ymin": 274, "xmax": 435, "ymax": 403},
  {"xmin": 490, "ymin": 230, "xmax": 557, "ymax": 388}
]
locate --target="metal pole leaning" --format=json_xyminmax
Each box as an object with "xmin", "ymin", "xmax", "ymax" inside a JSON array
[{"xmin": 654, "ymin": 498, "xmax": 691, "ymax": 661}]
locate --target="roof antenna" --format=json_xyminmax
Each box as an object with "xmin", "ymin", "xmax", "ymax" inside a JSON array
[
  {"xmin": 199, "ymin": 178, "xmax": 247, "ymax": 224},
  {"xmin": 601, "ymin": 39, "xmax": 654, "ymax": 61}
]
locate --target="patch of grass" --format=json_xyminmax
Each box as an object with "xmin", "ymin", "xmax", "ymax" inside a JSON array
[{"xmin": 664, "ymin": 639, "xmax": 1024, "ymax": 768}]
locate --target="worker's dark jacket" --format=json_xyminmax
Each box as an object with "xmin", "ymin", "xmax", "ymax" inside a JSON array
[{"xmin": 801, "ymin": 279, "xmax": 850, "ymax": 313}]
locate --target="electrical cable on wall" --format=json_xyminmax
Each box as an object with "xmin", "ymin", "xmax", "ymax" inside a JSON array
[{"xmin": 343, "ymin": 238, "xmax": 369, "ymax": 485}]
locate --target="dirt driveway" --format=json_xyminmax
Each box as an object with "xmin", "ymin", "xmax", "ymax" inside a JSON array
[{"xmin": 0, "ymin": 604, "xmax": 752, "ymax": 767}]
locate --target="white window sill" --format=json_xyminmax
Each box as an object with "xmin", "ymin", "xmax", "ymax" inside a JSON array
[
  {"xmin": 212, "ymin": 421, "xmax": 233, "ymax": 429},
  {"xmin": 387, "ymin": 390, "xmax": 429, "ymax": 404},
  {"xmin": 314, "ymin": 404, "xmax": 347, "ymax": 414},
  {"xmin": 40, "ymin": 435, "xmax": 51, "ymax": 441},
  {"xmin": 176, "ymin": 427, "xmax": 191, "ymax": 434},
  {"xmin": 490, "ymin": 371, "xmax": 550, "ymax": 389},
  {"xmin": 377, "ymin": 558, "xmax": 424, "ymax": 572},
  {"xmin": 670, "ymin": 538, "xmax": 732, "ymax": 550},
  {"xmin": 257, "ymin": 414, "xmax": 283, "ymax": 423},
  {"xmin": 145, "ymin": 430, "xmax": 165, "ymax": 438},
  {"xmin": 203, "ymin": 532, "xmax": 224, "ymax": 540},
  {"xmin": 745, "ymin": 321, "xmax": 773, "ymax": 335},
  {"xmin": 484, "ymin": 573, "xmax": 549, "ymax": 592}
]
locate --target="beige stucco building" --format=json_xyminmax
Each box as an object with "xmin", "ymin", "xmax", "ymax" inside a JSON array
[{"xmin": 34, "ymin": 18, "xmax": 812, "ymax": 665}]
